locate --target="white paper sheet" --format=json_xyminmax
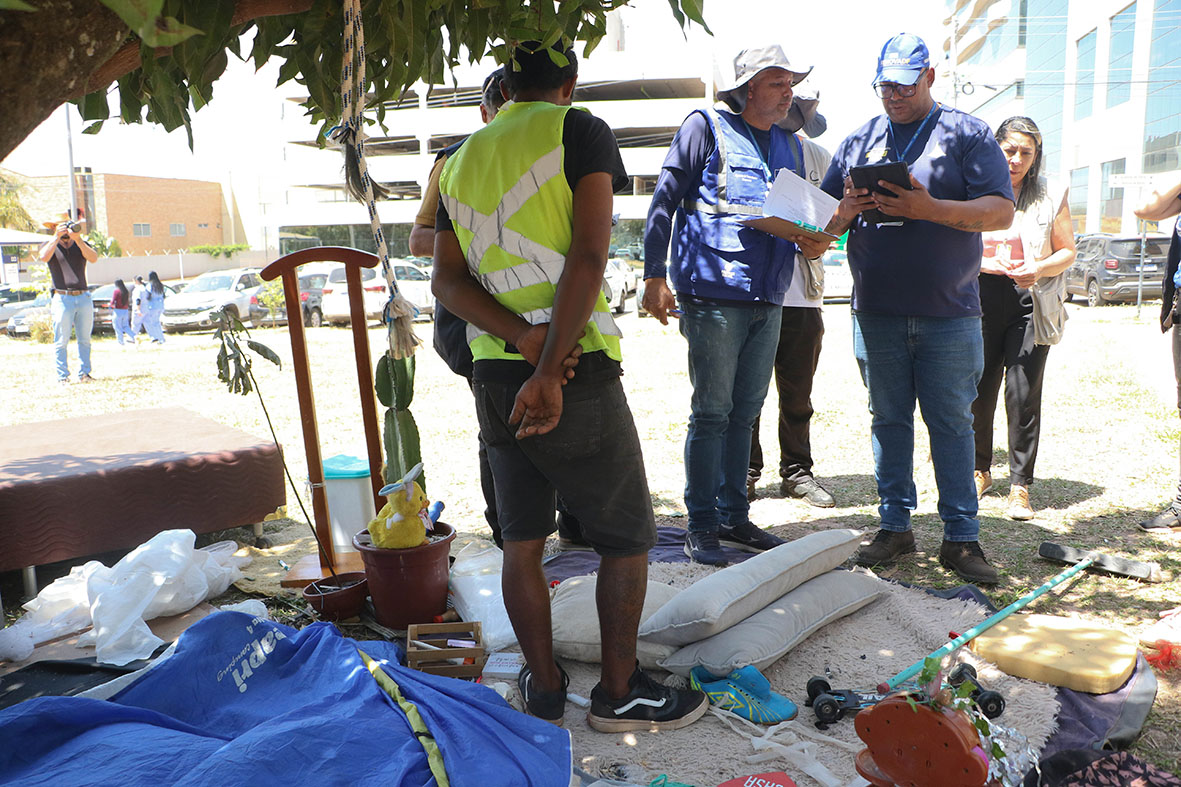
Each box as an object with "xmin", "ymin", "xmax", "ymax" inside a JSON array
[{"xmin": 762, "ymin": 168, "xmax": 841, "ymax": 231}]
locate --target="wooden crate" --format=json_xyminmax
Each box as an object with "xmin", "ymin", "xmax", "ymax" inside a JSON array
[{"xmin": 406, "ymin": 621, "xmax": 486, "ymax": 678}]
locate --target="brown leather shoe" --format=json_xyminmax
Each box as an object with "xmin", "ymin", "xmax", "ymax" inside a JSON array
[
  {"xmin": 853, "ymin": 529, "xmax": 916, "ymax": 567},
  {"xmin": 939, "ymin": 540, "xmax": 999, "ymax": 584},
  {"xmin": 1007, "ymin": 485, "xmax": 1033, "ymax": 520},
  {"xmin": 974, "ymin": 470, "xmax": 992, "ymax": 499}
]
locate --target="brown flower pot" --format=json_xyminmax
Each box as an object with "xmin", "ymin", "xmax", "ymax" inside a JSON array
[
  {"xmin": 302, "ymin": 571, "xmax": 369, "ymax": 621},
  {"xmin": 353, "ymin": 523, "xmax": 456, "ymax": 629}
]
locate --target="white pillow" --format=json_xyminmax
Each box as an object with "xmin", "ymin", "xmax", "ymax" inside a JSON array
[
  {"xmin": 638, "ymin": 529, "xmax": 862, "ymax": 647},
  {"xmin": 550, "ymin": 574, "xmax": 679, "ymax": 669},
  {"xmin": 659, "ymin": 569, "xmax": 884, "ymax": 677}
]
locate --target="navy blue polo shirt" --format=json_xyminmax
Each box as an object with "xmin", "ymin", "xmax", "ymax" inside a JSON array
[{"xmin": 820, "ymin": 104, "xmax": 1013, "ymax": 318}]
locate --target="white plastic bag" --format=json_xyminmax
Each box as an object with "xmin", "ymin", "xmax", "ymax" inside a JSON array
[
  {"xmin": 77, "ymin": 531, "xmax": 247, "ymax": 665},
  {"xmin": 448, "ymin": 541, "xmax": 517, "ymax": 653},
  {"xmin": 0, "ymin": 530, "xmax": 247, "ymax": 667}
]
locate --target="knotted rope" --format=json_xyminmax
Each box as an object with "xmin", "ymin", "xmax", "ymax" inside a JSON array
[{"xmin": 330, "ymin": 0, "xmax": 419, "ymax": 359}]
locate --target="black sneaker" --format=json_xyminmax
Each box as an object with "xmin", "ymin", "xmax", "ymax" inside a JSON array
[
  {"xmin": 852, "ymin": 528, "xmax": 917, "ymax": 567},
  {"xmin": 683, "ymin": 531, "xmax": 728, "ymax": 565},
  {"xmin": 719, "ymin": 521, "xmax": 786, "ymax": 553},
  {"xmin": 587, "ymin": 667, "xmax": 709, "ymax": 733},
  {"xmin": 517, "ymin": 662, "xmax": 569, "ymax": 726}
]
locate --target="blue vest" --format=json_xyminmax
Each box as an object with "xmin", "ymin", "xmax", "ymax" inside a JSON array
[{"xmin": 669, "ymin": 109, "xmax": 796, "ymax": 303}]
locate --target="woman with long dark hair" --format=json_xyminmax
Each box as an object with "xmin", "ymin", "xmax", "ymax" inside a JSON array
[
  {"xmin": 110, "ymin": 278, "xmax": 135, "ymax": 345},
  {"xmin": 143, "ymin": 270, "xmax": 167, "ymax": 344},
  {"xmin": 972, "ymin": 116, "xmax": 1076, "ymax": 520}
]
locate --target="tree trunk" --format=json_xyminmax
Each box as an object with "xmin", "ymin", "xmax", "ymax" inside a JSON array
[{"xmin": 0, "ymin": 0, "xmax": 129, "ymax": 162}]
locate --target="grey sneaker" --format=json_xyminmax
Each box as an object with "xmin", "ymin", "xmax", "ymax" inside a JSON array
[
  {"xmin": 853, "ymin": 529, "xmax": 917, "ymax": 567},
  {"xmin": 782, "ymin": 478, "xmax": 836, "ymax": 508},
  {"xmin": 939, "ymin": 540, "xmax": 999, "ymax": 585},
  {"xmin": 719, "ymin": 521, "xmax": 786, "ymax": 553}
]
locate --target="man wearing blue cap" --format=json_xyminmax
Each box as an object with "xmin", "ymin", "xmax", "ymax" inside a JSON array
[{"xmin": 818, "ymin": 33, "xmax": 1014, "ymax": 583}]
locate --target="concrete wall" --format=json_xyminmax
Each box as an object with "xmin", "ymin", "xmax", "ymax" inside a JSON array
[{"xmin": 86, "ymin": 250, "xmax": 271, "ymax": 286}]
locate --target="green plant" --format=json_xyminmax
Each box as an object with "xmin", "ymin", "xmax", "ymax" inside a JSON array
[
  {"xmin": 211, "ymin": 307, "xmax": 342, "ymax": 583},
  {"xmin": 84, "ymin": 228, "xmax": 123, "ymax": 257},
  {"xmin": 28, "ymin": 311, "xmax": 53, "ymax": 343},
  {"xmin": 256, "ymin": 279, "xmax": 285, "ymax": 327},
  {"xmin": 375, "ymin": 353, "xmax": 422, "ymax": 490},
  {"xmin": 189, "ymin": 243, "xmax": 249, "ymax": 258}
]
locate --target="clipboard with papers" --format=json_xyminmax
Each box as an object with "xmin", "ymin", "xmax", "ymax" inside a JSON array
[{"xmin": 741, "ymin": 168, "xmax": 841, "ymax": 242}]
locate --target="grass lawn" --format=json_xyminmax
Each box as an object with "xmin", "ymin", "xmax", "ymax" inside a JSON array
[{"xmin": 1, "ymin": 299, "xmax": 1178, "ymax": 772}]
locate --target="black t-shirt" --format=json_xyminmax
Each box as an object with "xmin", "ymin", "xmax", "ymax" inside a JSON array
[
  {"xmin": 48, "ymin": 242, "xmax": 88, "ymax": 290},
  {"xmin": 436, "ymin": 106, "xmax": 628, "ymax": 385}
]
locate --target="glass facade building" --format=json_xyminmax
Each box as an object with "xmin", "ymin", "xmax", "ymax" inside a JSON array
[
  {"xmin": 1107, "ymin": 4, "xmax": 1136, "ymax": 107},
  {"xmin": 1024, "ymin": 0, "xmax": 1069, "ymax": 176},
  {"xmin": 1144, "ymin": 0, "xmax": 1181, "ymax": 173},
  {"xmin": 1074, "ymin": 29, "xmax": 1096, "ymax": 120}
]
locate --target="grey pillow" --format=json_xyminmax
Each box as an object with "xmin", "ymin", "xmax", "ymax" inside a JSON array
[
  {"xmin": 638, "ymin": 529, "xmax": 863, "ymax": 647},
  {"xmin": 550, "ymin": 574, "xmax": 679, "ymax": 669},
  {"xmin": 659, "ymin": 569, "xmax": 884, "ymax": 676}
]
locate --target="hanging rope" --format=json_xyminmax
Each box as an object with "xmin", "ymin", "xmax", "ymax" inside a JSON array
[{"xmin": 330, "ymin": 0, "xmax": 419, "ymax": 359}]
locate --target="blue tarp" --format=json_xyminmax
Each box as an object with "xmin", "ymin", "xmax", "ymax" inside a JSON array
[{"xmin": 0, "ymin": 611, "xmax": 571, "ymax": 786}]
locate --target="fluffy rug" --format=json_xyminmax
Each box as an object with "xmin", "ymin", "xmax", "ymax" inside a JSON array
[{"xmin": 544, "ymin": 564, "xmax": 1058, "ymax": 787}]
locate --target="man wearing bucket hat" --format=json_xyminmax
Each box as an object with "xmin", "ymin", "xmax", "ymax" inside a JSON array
[
  {"xmin": 644, "ymin": 45, "xmax": 829, "ymax": 565},
  {"xmin": 818, "ymin": 33, "xmax": 1014, "ymax": 583},
  {"xmin": 747, "ymin": 86, "xmax": 838, "ymax": 509},
  {"xmin": 36, "ymin": 210, "xmax": 99, "ymax": 383}
]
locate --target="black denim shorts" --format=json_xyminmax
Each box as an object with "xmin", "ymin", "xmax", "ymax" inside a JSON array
[{"xmin": 473, "ymin": 376, "xmax": 657, "ymax": 557}]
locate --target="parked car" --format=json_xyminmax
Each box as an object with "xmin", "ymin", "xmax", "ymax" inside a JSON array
[
  {"xmin": 92, "ymin": 282, "xmax": 179, "ymax": 333},
  {"xmin": 0, "ymin": 285, "xmax": 42, "ymax": 333},
  {"xmin": 609, "ymin": 257, "xmax": 640, "ymax": 295},
  {"xmin": 162, "ymin": 268, "xmax": 266, "ymax": 333},
  {"xmin": 822, "ymin": 250, "xmax": 854, "ymax": 303},
  {"xmin": 1065, "ymin": 234, "xmax": 1167, "ymax": 306},
  {"xmin": 250, "ymin": 270, "xmax": 329, "ymax": 328},
  {"xmin": 5, "ymin": 293, "xmax": 52, "ymax": 337},
  {"xmin": 321, "ymin": 261, "xmax": 434, "ymax": 325},
  {"xmin": 602, "ymin": 258, "xmax": 634, "ymax": 314}
]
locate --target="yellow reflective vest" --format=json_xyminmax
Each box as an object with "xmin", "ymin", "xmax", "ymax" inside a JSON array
[{"xmin": 438, "ymin": 101, "xmax": 622, "ymax": 363}]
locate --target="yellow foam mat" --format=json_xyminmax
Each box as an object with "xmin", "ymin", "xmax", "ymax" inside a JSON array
[{"xmin": 969, "ymin": 614, "xmax": 1138, "ymax": 693}]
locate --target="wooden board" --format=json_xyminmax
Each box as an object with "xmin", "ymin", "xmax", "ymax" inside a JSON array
[
  {"xmin": 406, "ymin": 621, "xmax": 486, "ymax": 678},
  {"xmin": 279, "ymin": 551, "xmax": 366, "ymax": 588},
  {"xmin": 969, "ymin": 613, "xmax": 1138, "ymax": 694}
]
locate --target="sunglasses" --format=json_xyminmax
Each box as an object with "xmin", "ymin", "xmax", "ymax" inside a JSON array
[{"xmin": 873, "ymin": 70, "xmax": 926, "ymax": 99}]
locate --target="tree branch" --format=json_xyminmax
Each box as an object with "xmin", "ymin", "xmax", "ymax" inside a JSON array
[{"xmin": 73, "ymin": 0, "xmax": 314, "ymax": 100}]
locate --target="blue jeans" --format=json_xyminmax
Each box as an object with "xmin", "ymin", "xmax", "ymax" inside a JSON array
[
  {"xmin": 113, "ymin": 308, "xmax": 133, "ymax": 343},
  {"xmin": 679, "ymin": 300, "xmax": 782, "ymax": 533},
  {"xmin": 852, "ymin": 312, "xmax": 983, "ymax": 542},
  {"xmin": 51, "ymin": 292, "xmax": 93, "ymax": 380}
]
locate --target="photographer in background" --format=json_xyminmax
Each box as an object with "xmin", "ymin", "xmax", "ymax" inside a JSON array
[{"xmin": 37, "ymin": 211, "xmax": 98, "ymax": 384}]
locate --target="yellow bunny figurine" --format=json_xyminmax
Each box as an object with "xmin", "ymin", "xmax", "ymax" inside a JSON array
[{"xmin": 368, "ymin": 462, "xmax": 431, "ymax": 549}]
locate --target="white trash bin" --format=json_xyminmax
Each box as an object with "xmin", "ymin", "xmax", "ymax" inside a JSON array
[{"xmin": 322, "ymin": 455, "xmax": 376, "ymax": 555}]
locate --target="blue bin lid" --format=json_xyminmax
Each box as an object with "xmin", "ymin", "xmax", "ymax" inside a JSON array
[{"xmin": 323, "ymin": 455, "xmax": 371, "ymax": 479}]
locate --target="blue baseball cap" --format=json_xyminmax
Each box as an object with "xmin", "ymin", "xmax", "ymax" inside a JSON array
[{"xmin": 874, "ymin": 33, "xmax": 930, "ymax": 86}]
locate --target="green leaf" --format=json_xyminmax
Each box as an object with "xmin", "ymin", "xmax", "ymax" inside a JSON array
[
  {"xmin": 81, "ymin": 121, "xmax": 106, "ymax": 135},
  {"xmin": 79, "ymin": 90, "xmax": 110, "ymax": 122},
  {"xmin": 991, "ymin": 741, "xmax": 1005, "ymax": 760},
  {"xmin": 246, "ymin": 339, "xmax": 282, "ymax": 368},
  {"xmin": 955, "ymin": 681, "xmax": 975, "ymax": 699},
  {"xmin": 0, "ymin": 0, "xmax": 37, "ymax": 11},
  {"xmin": 101, "ymin": 0, "xmax": 203, "ymax": 47},
  {"xmin": 904, "ymin": 695, "xmax": 919, "ymax": 713}
]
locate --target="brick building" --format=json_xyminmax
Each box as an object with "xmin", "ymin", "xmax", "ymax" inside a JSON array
[{"xmin": 9, "ymin": 168, "xmax": 243, "ymax": 256}]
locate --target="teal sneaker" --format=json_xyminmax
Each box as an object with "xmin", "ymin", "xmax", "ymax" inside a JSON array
[{"xmin": 689, "ymin": 665, "xmax": 798, "ymax": 724}]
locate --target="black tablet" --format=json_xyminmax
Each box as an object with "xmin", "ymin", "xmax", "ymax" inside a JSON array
[{"xmin": 850, "ymin": 162, "xmax": 912, "ymax": 225}]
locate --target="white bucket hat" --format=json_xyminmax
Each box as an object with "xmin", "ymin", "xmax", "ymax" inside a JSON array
[{"xmin": 716, "ymin": 45, "xmax": 812, "ymax": 113}]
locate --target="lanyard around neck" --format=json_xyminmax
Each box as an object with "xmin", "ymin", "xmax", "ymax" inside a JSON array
[
  {"xmin": 739, "ymin": 117, "xmax": 794, "ymax": 180},
  {"xmin": 888, "ymin": 102, "xmax": 939, "ymax": 164}
]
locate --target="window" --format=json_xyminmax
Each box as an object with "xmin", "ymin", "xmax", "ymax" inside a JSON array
[
  {"xmin": 198, "ymin": 222, "xmax": 209, "ymax": 229},
  {"xmin": 1025, "ymin": 0, "xmax": 1068, "ymax": 175},
  {"xmin": 170, "ymin": 223, "xmax": 186, "ymax": 237},
  {"xmin": 1075, "ymin": 29, "xmax": 1096, "ymax": 120},
  {"xmin": 133, "ymin": 223, "xmax": 151, "ymax": 237},
  {"xmin": 1069, "ymin": 167, "xmax": 1089, "ymax": 233},
  {"xmin": 1143, "ymin": 0, "xmax": 1181, "ymax": 173},
  {"xmin": 1108, "ymin": 4, "xmax": 1136, "ymax": 107},
  {"xmin": 1100, "ymin": 158, "xmax": 1126, "ymax": 233}
]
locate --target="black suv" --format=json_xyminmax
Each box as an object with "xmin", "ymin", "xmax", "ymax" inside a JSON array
[{"xmin": 1065, "ymin": 234, "xmax": 1168, "ymax": 306}]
